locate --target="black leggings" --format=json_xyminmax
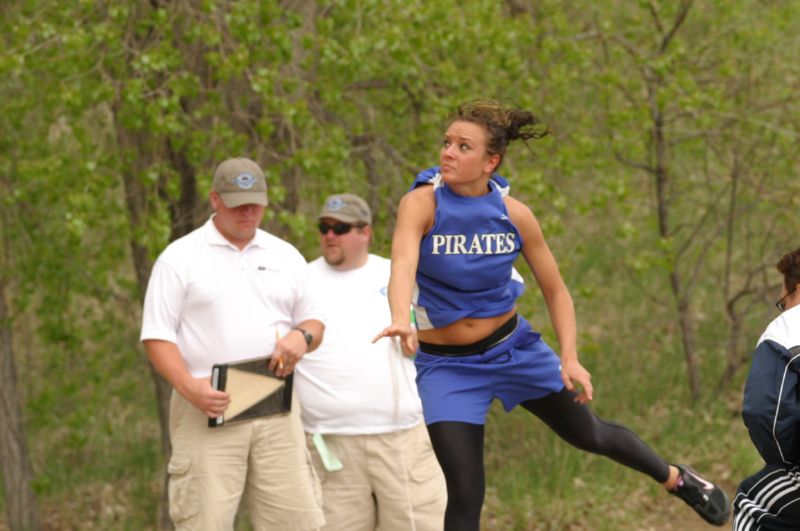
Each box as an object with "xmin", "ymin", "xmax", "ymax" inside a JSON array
[{"xmin": 426, "ymin": 388, "xmax": 670, "ymax": 531}]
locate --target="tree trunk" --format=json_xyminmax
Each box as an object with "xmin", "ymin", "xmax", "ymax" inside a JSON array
[
  {"xmin": 0, "ymin": 282, "xmax": 41, "ymax": 531},
  {"xmin": 650, "ymin": 99, "xmax": 701, "ymax": 400},
  {"xmin": 672, "ymin": 280, "xmax": 700, "ymax": 399},
  {"xmin": 114, "ymin": 113, "xmax": 173, "ymax": 530}
]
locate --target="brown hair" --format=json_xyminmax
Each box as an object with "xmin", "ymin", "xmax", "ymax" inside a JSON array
[
  {"xmin": 450, "ymin": 99, "xmax": 549, "ymax": 170},
  {"xmin": 777, "ymin": 247, "xmax": 800, "ymax": 293}
]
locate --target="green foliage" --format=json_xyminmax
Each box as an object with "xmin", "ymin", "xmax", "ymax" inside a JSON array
[{"xmin": 1, "ymin": 0, "xmax": 799, "ymax": 527}]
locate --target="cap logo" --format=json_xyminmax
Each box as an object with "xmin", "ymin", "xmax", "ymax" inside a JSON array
[
  {"xmin": 325, "ymin": 197, "xmax": 346, "ymax": 211},
  {"xmin": 233, "ymin": 172, "xmax": 257, "ymax": 190}
]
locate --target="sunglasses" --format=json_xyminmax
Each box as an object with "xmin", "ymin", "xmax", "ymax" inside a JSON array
[
  {"xmin": 317, "ymin": 221, "xmax": 366, "ymax": 236},
  {"xmin": 776, "ymin": 288, "xmax": 796, "ymax": 312}
]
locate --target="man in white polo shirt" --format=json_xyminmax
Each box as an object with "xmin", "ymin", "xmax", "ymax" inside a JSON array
[
  {"xmin": 295, "ymin": 193, "xmax": 446, "ymax": 531},
  {"xmin": 141, "ymin": 157, "xmax": 325, "ymax": 530}
]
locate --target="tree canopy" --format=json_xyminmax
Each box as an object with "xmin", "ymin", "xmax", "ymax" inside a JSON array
[{"xmin": 2, "ymin": 0, "xmax": 798, "ymax": 528}]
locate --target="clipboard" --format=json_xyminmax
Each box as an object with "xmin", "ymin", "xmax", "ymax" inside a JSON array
[{"xmin": 208, "ymin": 356, "xmax": 293, "ymax": 428}]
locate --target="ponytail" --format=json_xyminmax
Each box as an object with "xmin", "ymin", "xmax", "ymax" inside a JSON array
[{"xmin": 452, "ymin": 99, "xmax": 548, "ymax": 169}]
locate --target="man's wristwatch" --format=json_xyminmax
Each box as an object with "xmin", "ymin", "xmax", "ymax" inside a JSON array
[{"xmin": 292, "ymin": 327, "xmax": 313, "ymax": 348}]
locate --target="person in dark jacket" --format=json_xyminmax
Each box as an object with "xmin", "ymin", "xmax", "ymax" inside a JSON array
[{"xmin": 735, "ymin": 246, "xmax": 800, "ymax": 530}]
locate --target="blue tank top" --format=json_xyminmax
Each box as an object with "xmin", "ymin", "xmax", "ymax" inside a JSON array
[{"xmin": 411, "ymin": 167, "xmax": 525, "ymax": 330}]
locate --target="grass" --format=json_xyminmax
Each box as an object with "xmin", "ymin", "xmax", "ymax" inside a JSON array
[
  {"xmin": 479, "ymin": 356, "xmax": 761, "ymax": 530},
  {"xmin": 6, "ymin": 328, "xmax": 166, "ymax": 530}
]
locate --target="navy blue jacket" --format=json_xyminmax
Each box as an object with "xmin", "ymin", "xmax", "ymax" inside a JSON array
[{"xmin": 742, "ymin": 340, "xmax": 800, "ymax": 466}]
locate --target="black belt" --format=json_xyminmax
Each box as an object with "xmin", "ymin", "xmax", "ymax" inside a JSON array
[{"xmin": 418, "ymin": 314, "xmax": 519, "ymax": 357}]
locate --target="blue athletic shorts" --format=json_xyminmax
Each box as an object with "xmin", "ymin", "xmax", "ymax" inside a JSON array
[{"xmin": 414, "ymin": 316, "xmax": 565, "ymax": 425}]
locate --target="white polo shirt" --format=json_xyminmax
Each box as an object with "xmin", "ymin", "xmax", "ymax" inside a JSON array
[
  {"xmin": 140, "ymin": 217, "xmax": 324, "ymax": 377},
  {"xmin": 295, "ymin": 254, "xmax": 424, "ymax": 434}
]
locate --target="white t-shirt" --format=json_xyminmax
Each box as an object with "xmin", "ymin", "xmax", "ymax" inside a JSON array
[
  {"xmin": 295, "ymin": 254, "xmax": 424, "ymax": 434},
  {"xmin": 140, "ymin": 217, "xmax": 323, "ymax": 377}
]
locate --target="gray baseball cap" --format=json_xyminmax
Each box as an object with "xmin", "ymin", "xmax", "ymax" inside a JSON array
[
  {"xmin": 212, "ymin": 157, "xmax": 268, "ymax": 208},
  {"xmin": 318, "ymin": 193, "xmax": 372, "ymax": 224}
]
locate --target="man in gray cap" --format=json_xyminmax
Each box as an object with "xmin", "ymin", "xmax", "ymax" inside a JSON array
[
  {"xmin": 141, "ymin": 157, "xmax": 326, "ymax": 530},
  {"xmin": 295, "ymin": 193, "xmax": 446, "ymax": 531}
]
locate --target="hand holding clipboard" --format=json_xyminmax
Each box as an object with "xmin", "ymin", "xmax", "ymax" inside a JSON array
[{"xmin": 209, "ymin": 356, "xmax": 293, "ymax": 428}]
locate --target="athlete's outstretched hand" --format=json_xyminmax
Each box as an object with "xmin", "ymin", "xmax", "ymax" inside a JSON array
[
  {"xmin": 373, "ymin": 323, "xmax": 418, "ymax": 357},
  {"xmin": 561, "ymin": 357, "xmax": 593, "ymax": 404}
]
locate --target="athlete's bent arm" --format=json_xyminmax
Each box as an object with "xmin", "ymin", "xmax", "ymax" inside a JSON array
[{"xmin": 506, "ymin": 196, "xmax": 593, "ymax": 403}]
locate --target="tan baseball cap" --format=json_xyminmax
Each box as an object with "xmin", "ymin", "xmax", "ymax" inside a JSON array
[
  {"xmin": 212, "ymin": 157, "xmax": 268, "ymax": 208},
  {"xmin": 318, "ymin": 193, "xmax": 372, "ymax": 224}
]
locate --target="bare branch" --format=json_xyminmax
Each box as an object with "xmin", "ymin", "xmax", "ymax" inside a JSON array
[
  {"xmin": 613, "ymin": 151, "xmax": 656, "ymax": 174},
  {"xmin": 647, "ymin": 0, "xmax": 665, "ymax": 35},
  {"xmin": 610, "ymin": 34, "xmax": 642, "ymax": 62},
  {"xmin": 660, "ymin": 0, "xmax": 694, "ymax": 53}
]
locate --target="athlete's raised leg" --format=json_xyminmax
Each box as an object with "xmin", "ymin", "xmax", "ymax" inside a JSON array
[
  {"xmin": 521, "ymin": 388, "xmax": 670, "ymax": 480},
  {"xmin": 521, "ymin": 388, "xmax": 730, "ymax": 525}
]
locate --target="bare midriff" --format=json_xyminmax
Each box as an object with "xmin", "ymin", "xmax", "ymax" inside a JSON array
[{"xmin": 417, "ymin": 308, "xmax": 517, "ymax": 346}]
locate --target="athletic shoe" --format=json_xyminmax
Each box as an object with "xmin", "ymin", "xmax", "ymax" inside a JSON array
[{"xmin": 669, "ymin": 464, "xmax": 731, "ymax": 526}]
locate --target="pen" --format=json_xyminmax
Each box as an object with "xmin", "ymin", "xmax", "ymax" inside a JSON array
[{"xmin": 275, "ymin": 328, "xmax": 284, "ymax": 369}]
